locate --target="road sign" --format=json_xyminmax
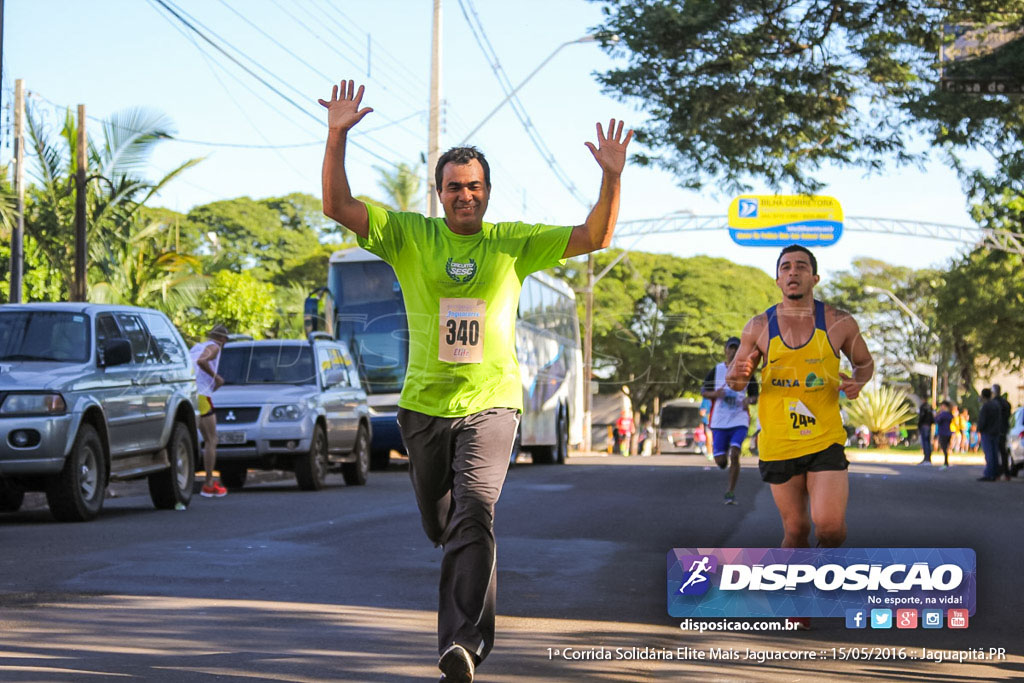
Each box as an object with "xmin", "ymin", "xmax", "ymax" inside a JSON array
[{"xmin": 728, "ymin": 195, "xmax": 843, "ymax": 247}]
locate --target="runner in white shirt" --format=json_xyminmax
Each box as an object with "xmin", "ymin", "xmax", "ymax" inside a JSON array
[
  {"xmin": 701, "ymin": 336, "xmax": 759, "ymax": 505},
  {"xmin": 189, "ymin": 324, "xmax": 229, "ymax": 498}
]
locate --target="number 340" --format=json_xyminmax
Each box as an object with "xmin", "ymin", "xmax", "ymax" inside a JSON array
[{"xmin": 445, "ymin": 319, "xmax": 480, "ymax": 346}]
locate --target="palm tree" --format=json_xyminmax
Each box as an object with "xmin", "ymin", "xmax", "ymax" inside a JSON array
[
  {"xmin": 88, "ymin": 219, "xmax": 204, "ymax": 313},
  {"xmin": 375, "ymin": 162, "xmax": 423, "ymax": 212},
  {"xmin": 23, "ymin": 104, "xmax": 201, "ymax": 299},
  {"xmin": 845, "ymin": 385, "xmax": 917, "ymax": 447}
]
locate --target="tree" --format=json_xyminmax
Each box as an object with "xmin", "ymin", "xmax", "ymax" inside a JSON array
[
  {"xmin": 934, "ymin": 247, "xmax": 1024, "ymax": 391},
  {"xmin": 844, "ymin": 385, "xmax": 917, "ymax": 447},
  {"xmin": 376, "ymin": 162, "xmax": 423, "ymax": 212},
  {"xmin": 558, "ymin": 251, "xmax": 778, "ymax": 414},
  {"xmin": 821, "ymin": 258, "xmax": 947, "ymax": 398},
  {"xmin": 22, "ymin": 104, "xmax": 200, "ymax": 297},
  {"xmin": 175, "ymin": 270, "xmax": 276, "ymax": 342},
  {"xmin": 590, "ymin": 1, "xmax": 1024, "ymax": 194}
]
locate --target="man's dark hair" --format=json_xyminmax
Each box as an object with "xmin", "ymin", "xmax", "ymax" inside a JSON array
[
  {"xmin": 993, "ymin": 383, "xmax": 1002, "ymax": 395},
  {"xmin": 981, "ymin": 388, "xmax": 992, "ymax": 400},
  {"xmin": 941, "ymin": 400, "xmax": 952, "ymax": 409},
  {"xmin": 435, "ymin": 146, "xmax": 491, "ymax": 191},
  {"xmin": 776, "ymin": 244, "xmax": 817, "ymax": 276}
]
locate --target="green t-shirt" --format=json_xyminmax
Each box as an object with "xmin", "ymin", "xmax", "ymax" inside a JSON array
[{"xmin": 357, "ymin": 202, "xmax": 573, "ymax": 418}]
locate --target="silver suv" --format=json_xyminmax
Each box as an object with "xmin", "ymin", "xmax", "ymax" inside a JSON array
[
  {"xmin": 0, "ymin": 303, "xmax": 198, "ymax": 521},
  {"xmin": 211, "ymin": 335, "xmax": 371, "ymax": 490}
]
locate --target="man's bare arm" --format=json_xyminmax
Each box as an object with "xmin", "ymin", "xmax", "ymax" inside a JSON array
[
  {"xmin": 319, "ymin": 80, "xmax": 374, "ymax": 239},
  {"xmin": 726, "ymin": 316, "xmax": 766, "ymax": 391},
  {"xmin": 564, "ymin": 119, "xmax": 633, "ymax": 258},
  {"xmin": 833, "ymin": 310, "xmax": 874, "ymax": 400}
]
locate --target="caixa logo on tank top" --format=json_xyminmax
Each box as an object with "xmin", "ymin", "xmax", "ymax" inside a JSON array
[{"xmin": 445, "ymin": 257, "xmax": 477, "ymax": 283}]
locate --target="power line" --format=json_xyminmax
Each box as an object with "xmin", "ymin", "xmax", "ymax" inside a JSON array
[
  {"xmin": 456, "ymin": 0, "xmax": 591, "ymax": 207},
  {"xmin": 147, "ymin": 0, "xmax": 401, "ymax": 169}
]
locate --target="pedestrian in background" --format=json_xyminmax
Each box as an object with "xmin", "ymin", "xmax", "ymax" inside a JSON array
[
  {"xmin": 934, "ymin": 400, "xmax": 954, "ymax": 469},
  {"xmin": 993, "ymin": 384, "xmax": 1012, "ymax": 480},
  {"xmin": 189, "ymin": 324, "xmax": 230, "ymax": 498},
  {"xmin": 977, "ymin": 388, "xmax": 1001, "ymax": 481},
  {"xmin": 917, "ymin": 400, "xmax": 935, "ymax": 465}
]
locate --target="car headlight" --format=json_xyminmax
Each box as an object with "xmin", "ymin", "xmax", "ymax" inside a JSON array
[
  {"xmin": 269, "ymin": 404, "xmax": 305, "ymax": 421},
  {"xmin": 0, "ymin": 393, "xmax": 67, "ymax": 416}
]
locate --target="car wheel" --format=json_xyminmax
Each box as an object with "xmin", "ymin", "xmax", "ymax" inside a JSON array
[
  {"xmin": 342, "ymin": 423, "xmax": 371, "ymax": 486},
  {"xmin": 46, "ymin": 423, "xmax": 107, "ymax": 522},
  {"xmin": 295, "ymin": 425, "xmax": 329, "ymax": 491},
  {"xmin": 220, "ymin": 464, "xmax": 248, "ymax": 491},
  {"xmin": 370, "ymin": 448, "xmax": 391, "ymax": 471},
  {"xmin": 0, "ymin": 479, "xmax": 24, "ymax": 513},
  {"xmin": 149, "ymin": 422, "xmax": 196, "ymax": 509}
]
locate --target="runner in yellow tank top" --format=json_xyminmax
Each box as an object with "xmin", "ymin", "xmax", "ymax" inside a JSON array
[{"xmin": 728, "ymin": 246, "xmax": 874, "ymax": 556}]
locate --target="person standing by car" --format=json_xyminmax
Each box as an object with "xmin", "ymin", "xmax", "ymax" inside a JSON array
[
  {"xmin": 190, "ymin": 324, "xmax": 229, "ymax": 498},
  {"xmin": 917, "ymin": 399, "xmax": 935, "ymax": 465},
  {"xmin": 319, "ymin": 80, "xmax": 632, "ymax": 682},
  {"xmin": 977, "ymin": 388, "xmax": 1002, "ymax": 481},
  {"xmin": 993, "ymin": 384, "xmax": 1012, "ymax": 480},
  {"xmin": 934, "ymin": 400, "xmax": 954, "ymax": 469}
]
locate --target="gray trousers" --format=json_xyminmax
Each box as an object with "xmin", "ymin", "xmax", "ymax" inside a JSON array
[{"xmin": 396, "ymin": 407, "xmax": 519, "ymax": 665}]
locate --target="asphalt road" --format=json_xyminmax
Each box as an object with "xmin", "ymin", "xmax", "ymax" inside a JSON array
[{"xmin": 1, "ymin": 454, "xmax": 1021, "ymax": 681}]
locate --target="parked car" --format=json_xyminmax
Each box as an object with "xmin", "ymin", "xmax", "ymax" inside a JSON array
[
  {"xmin": 658, "ymin": 398, "xmax": 703, "ymax": 454},
  {"xmin": 0, "ymin": 303, "xmax": 198, "ymax": 521},
  {"xmin": 210, "ymin": 335, "xmax": 371, "ymax": 490},
  {"xmin": 1009, "ymin": 407, "xmax": 1024, "ymax": 477}
]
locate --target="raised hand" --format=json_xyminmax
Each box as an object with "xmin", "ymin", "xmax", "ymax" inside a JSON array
[
  {"xmin": 318, "ymin": 80, "xmax": 374, "ymax": 133},
  {"xmin": 584, "ymin": 118, "xmax": 633, "ymax": 175}
]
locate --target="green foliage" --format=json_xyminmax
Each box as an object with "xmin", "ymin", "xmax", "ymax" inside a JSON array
[
  {"xmin": 845, "ymin": 385, "xmax": 917, "ymax": 446},
  {"xmin": 590, "ymin": 1, "xmax": 1024, "ymax": 194},
  {"xmin": 176, "ymin": 270, "xmax": 276, "ymax": 342},
  {"xmin": 821, "ymin": 258, "xmax": 947, "ymax": 396},
  {"xmin": 376, "ymin": 162, "xmax": 423, "ymax": 212},
  {"xmin": 935, "ymin": 248, "xmax": 1024, "ymax": 389},
  {"xmin": 558, "ymin": 250, "xmax": 777, "ymax": 411}
]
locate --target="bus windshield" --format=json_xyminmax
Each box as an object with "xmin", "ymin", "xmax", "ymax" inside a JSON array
[
  {"xmin": 329, "ymin": 259, "xmax": 408, "ymax": 395},
  {"xmin": 661, "ymin": 404, "xmax": 701, "ymax": 429}
]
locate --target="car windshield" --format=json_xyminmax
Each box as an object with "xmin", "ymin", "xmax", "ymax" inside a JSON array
[
  {"xmin": 218, "ymin": 345, "xmax": 315, "ymax": 385},
  {"xmin": 0, "ymin": 311, "xmax": 90, "ymax": 362}
]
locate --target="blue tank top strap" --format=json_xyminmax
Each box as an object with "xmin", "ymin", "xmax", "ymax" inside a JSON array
[
  {"xmin": 814, "ymin": 299, "xmax": 827, "ymax": 331},
  {"xmin": 766, "ymin": 305, "xmax": 780, "ymax": 339}
]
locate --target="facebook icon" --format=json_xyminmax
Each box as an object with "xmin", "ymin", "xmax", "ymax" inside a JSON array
[{"xmin": 845, "ymin": 609, "xmax": 867, "ymax": 629}]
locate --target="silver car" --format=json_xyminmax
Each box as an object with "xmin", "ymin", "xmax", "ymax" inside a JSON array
[
  {"xmin": 210, "ymin": 336, "xmax": 371, "ymax": 490},
  {"xmin": 0, "ymin": 303, "xmax": 198, "ymax": 521}
]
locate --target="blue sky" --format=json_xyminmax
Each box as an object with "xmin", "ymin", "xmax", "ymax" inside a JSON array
[{"xmin": 5, "ymin": 0, "xmax": 977, "ymax": 280}]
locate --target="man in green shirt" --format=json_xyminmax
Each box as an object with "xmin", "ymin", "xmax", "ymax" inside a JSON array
[{"xmin": 320, "ymin": 80, "xmax": 631, "ymax": 682}]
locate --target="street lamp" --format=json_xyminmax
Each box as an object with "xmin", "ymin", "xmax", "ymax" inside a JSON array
[
  {"xmin": 458, "ymin": 33, "xmax": 618, "ymax": 144},
  {"xmin": 863, "ymin": 285, "xmax": 944, "ymax": 403}
]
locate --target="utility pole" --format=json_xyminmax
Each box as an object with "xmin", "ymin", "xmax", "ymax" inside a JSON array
[
  {"xmin": 582, "ymin": 254, "xmax": 594, "ymax": 451},
  {"xmin": 427, "ymin": 0, "xmax": 442, "ymax": 217},
  {"xmin": 9, "ymin": 79, "xmax": 24, "ymax": 303},
  {"xmin": 73, "ymin": 105, "xmax": 87, "ymax": 302}
]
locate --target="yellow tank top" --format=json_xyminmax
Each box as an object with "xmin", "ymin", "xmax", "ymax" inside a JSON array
[{"xmin": 758, "ymin": 300, "xmax": 847, "ymax": 461}]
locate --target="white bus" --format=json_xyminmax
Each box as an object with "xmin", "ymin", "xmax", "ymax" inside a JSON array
[{"xmin": 307, "ymin": 247, "xmax": 583, "ymax": 469}]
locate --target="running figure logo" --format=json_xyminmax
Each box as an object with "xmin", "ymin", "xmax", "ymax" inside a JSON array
[{"xmin": 678, "ymin": 555, "xmax": 717, "ymax": 596}]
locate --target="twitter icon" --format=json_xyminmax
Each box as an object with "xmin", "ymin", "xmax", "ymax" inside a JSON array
[{"xmin": 870, "ymin": 609, "xmax": 893, "ymax": 629}]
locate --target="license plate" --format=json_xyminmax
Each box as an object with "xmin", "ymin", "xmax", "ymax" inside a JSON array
[{"xmin": 219, "ymin": 430, "xmax": 246, "ymax": 445}]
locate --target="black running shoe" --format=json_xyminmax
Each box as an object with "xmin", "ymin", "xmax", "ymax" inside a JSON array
[{"xmin": 439, "ymin": 643, "xmax": 475, "ymax": 683}]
